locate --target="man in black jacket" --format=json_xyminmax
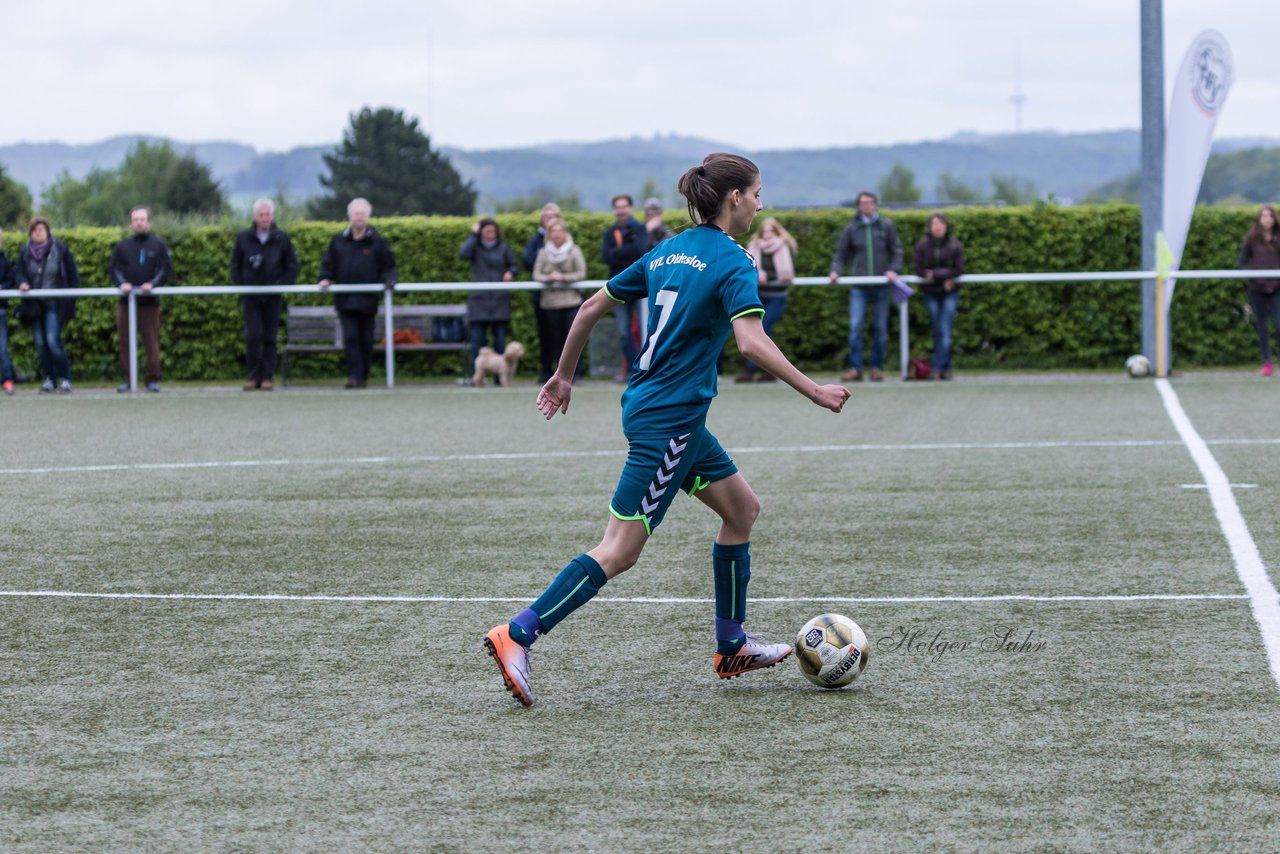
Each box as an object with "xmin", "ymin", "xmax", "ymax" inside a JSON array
[
  {"xmin": 231, "ymin": 199, "xmax": 300, "ymax": 390},
  {"xmin": 600, "ymin": 194, "xmax": 648, "ymax": 381},
  {"xmin": 319, "ymin": 198, "xmax": 397, "ymax": 389},
  {"xmin": 109, "ymin": 206, "xmax": 171, "ymax": 392},
  {"xmin": 829, "ymin": 191, "xmax": 903, "ymax": 382}
]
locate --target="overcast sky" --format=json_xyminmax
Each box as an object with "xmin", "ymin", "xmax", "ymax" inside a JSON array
[{"xmin": 8, "ymin": 1, "xmax": 1275, "ymax": 152}]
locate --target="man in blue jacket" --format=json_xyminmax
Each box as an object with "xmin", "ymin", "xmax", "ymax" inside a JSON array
[
  {"xmin": 600, "ymin": 194, "xmax": 648, "ymax": 381},
  {"xmin": 829, "ymin": 191, "xmax": 903, "ymax": 382}
]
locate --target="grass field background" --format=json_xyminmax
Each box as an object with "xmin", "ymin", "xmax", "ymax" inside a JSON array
[{"xmin": 2, "ymin": 375, "xmax": 1278, "ymax": 851}]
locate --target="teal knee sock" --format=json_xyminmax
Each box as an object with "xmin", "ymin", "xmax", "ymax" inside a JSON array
[
  {"xmin": 509, "ymin": 554, "xmax": 607, "ymax": 646},
  {"xmin": 712, "ymin": 541, "xmax": 750, "ymax": 655}
]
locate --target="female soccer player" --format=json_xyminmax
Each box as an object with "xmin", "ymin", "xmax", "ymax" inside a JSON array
[{"xmin": 484, "ymin": 153, "xmax": 851, "ymax": 707}]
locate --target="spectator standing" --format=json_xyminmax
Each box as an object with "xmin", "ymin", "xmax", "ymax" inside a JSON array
[
  {"xmin": 16, "ymin": 218, "xmax": 80, "ymax": 393},
  {"xmin": 643, "ymin": 197, "xmax": 675, "ymax": 249},
  {"xmin": 460, "ymin": 218, "xmax": 519, "ymax": 367},
  {"xmin": 319, "ymin": 198, "xmax": 398, "ymax": 389},
  {"xmin": 1239, "ymin": 203, "xmax": 1280, "ymax": 377},
  {"xmin": 0, "ymin": 228, "xmax": 14, "ymax": 394},
  {"xmin": 109, "ymin": 207, "xmax": 170, "ymax": 392},
  {"xmin": 913, "ymin": 212, "xmax": 965, "ymax": 380},
  {"xmin": 523, "ymin": 203, "xmax": 562, "ymax": 382},
  {"xmin": 739, "ymin": 216, "xmax": 797, "ymax": 382},
  {"xmin": 533, "ymin": 219, "xmax": 586, "ymax": 381},
  {"xmin": 600, "ymin": 193, "xmax": 649, "ymax": 381},
  {"xmin": 828, "ymin": 191, "xmax": 903, "ymax": 382},
  {"xmin": 230, "ymin": 199, "xmax": 299, "ymax": 390}
]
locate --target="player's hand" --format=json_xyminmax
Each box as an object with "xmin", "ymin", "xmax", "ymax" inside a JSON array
[
  {"xmin": 537, "ymin": 373, "xmax": 574, "ymax": 420},
  {"xmin": 812, "ymin": 383, "xmax": 851, "ymax": 413},
  {"xmin": 120, "ymin": 283, "xmax": 133, "ymax": 294},
  {"xmin": 828, "ymin": 271, "xmax": 839, "ymax": 284}
]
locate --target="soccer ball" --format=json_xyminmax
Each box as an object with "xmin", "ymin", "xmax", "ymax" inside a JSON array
[
  {"xmin": 1125, "ymin": 354, "xmax": 1151, "ymax": 378},
  {"xmin": 795, "ymin": 613, "xmax": 869, "ymax": 689}
]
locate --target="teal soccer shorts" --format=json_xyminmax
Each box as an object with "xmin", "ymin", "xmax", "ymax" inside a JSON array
[{"xmin": 609, "ymin": 426, "xmax": 738, "ymax": 535}]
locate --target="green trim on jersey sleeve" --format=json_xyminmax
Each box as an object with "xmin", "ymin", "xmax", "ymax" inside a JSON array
[
  {"xmin": 729, "ymin": 307, "xmax": 766, "ymax": 322},
  {"xmin": 609, "ymin": 504, "xmax": 653, "ymax": 537},
  {"xmin": 603, "ymin": 283, "xmax": 627, "ymax": 304}
]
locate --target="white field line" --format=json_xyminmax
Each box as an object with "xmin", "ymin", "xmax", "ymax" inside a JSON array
[
  {"xmin": 1155, "ymin": 379, "xmax": 1280, "ymax": 691},
  {"xmin": 0, "ymin": 590, "xmax": 1248, "ymax": 605},
  {"xmin": 2, "ymin": 437, "xmax": 1278, "ymax": 477}
]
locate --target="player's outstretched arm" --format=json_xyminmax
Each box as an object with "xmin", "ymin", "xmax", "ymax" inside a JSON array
[
  {"xmin": 731, "ymin": 315, "xmax": 851, "ymax": 413},
  {"xmin": 536, "ymin": 288, "xmax": 617, "ymax": 420}
]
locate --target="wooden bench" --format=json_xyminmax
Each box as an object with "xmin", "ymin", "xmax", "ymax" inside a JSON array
[{"xmin": 282, "ymin": 304, "xmax": 469, "ymax": 382}]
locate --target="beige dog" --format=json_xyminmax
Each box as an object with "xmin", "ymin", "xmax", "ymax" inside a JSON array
[{"xmin": 472, "ymin": 341, "xmax": 525, "ymax": 387}]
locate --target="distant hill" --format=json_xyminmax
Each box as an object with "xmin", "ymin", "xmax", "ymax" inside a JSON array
[
  {"xmin": 1088, "ymin": 146, "xmax": 1280, "ymax": 205},
  {"xmin": 3, "ymin": 130, "xmax": 1278, "ymax": 212}
]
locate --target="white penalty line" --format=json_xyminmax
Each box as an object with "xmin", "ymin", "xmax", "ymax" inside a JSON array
[
  {"xmin": 3, "ymin": 438, "xmax": 1278, "ymax": 476},
  {"xmin": 0, "ymin": 590, "xmax": 1249, "ymax": 605},
  {"xmin": 1156, "ymin": 378, "xmax": 1280, "ymax": 691}
]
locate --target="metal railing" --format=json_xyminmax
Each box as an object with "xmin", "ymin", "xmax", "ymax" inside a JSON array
[{"xmin": 2, "ymin": 267, "xmax": 1275, "ymax": 388}]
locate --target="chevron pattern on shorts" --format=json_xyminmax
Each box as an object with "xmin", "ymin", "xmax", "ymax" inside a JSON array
[{"xmin": 640, "ymin": 433, "xmax": 691, "ymax": 519}]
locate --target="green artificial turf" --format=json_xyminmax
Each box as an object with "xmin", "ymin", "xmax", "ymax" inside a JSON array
[{"xmin": 1, "ymin": 375, "xmax": 1277, "ymax": 851}]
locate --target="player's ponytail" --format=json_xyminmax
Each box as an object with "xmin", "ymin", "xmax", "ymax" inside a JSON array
[{"xmin": 677, "ymin": 153, "xmax": 760, "ymax": 224}]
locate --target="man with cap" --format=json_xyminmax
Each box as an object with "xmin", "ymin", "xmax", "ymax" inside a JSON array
[{"xmin": 643, "ymin": 197, "xmax": 675, "ymax": 249}]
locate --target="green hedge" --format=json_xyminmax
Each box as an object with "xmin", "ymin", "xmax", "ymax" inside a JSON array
[{"xmin": 0, "ymin": 205, "xmax": 1264, "ymax": 382}]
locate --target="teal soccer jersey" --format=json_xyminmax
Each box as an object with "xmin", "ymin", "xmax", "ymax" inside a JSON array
[{"xmin": 605, "ymin": 224, "xmax": 764, "ymax": 436}]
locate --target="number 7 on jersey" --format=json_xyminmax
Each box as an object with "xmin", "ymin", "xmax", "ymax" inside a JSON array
[{"xmin": 637, "ymin": 289, "xmax": 678, "ymax": 371}]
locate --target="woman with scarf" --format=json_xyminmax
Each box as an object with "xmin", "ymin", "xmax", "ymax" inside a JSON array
[
  {"xmin": 16, "ymin": 217, "xmax": 79, "ymax": 393},
  {"xmin": 459, "ymin": 218, "xmax": 519, "ymax": 367},
  {"xmin": 533, "ymin": 218, "xmax": 586, "ymax": 381},
  {"xmin": 737, "ymin": 217, "xmax": 796, "ymax": 382}
]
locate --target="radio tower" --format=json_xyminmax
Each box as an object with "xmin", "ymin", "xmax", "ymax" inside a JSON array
[{"xmin": 1010, "ymin": 48, "xmax": 1027, "ymax": 133}]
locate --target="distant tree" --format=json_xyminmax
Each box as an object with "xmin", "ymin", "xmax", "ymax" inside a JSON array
[
  {"xmin": 41, "ymin": 167, "xmax": 125, "ymax": 227},
  {"xmin": 40, "ymin": 141, "xmax": 226, "ymax": 226},
  {"xmin": 991, "ymin": 173, "xmax": 1038, "ymax": 205},
  {"xmin": 936, "ymin": 172, "xmax": 981, "ymax": 203},
  {"xmin": 877, "ymin": 162, "xmax": 922, "ymax": 203},
  {"xmin": 1083, "ymin": 170, "xmax": 1140, "ymax": 204},
  {"xmin": 490, "ymin": 185, "xmax": 584, "ymax": 214},
  {"xmin": 1199, "ymin": 147, "xmax": 1280, "ymax": 204},
  {"xmin": 639, "ymin": 178, "xmax": 665, "ymax": 208},
  {"xmin": 0, "ymin": 165, "xmax": 32, "ymax": 226},
  {"xmin": 265, "ymin": 183, "xmax": 308, "ymax": 224},
  {"xmin": 309, "ymin": 106, "xmax": 477, "ymax": 219}
]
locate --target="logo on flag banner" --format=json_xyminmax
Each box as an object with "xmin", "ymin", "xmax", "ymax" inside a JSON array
[{"xmin": 1161, "ymin": 30, "xmax": 1233, "ymax": 314}]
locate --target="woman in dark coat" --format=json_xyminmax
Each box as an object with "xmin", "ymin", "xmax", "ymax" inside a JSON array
[
  {"xmin": 15, "ymin": 217, "xmax": 79, "ymax": 393},
  {"xmin": 913, "ymin": 212, "xmax": 965, "ymax": 380},
  {"xmin": 459, "ymin": 218, "xmax": 519, "ymax": 362},
  {"xmin": 1239, "ymin": 204, "xmax": 1280, "ymax": 377}
]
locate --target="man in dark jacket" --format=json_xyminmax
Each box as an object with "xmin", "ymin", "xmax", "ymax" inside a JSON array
[
  {"xmin": 600, "ymin": 194, "xmax": 648, "ymax": 380},
  {"xmin": 829, "ymin": 191, "xmax": 903, "ymax": 382},
  {"xmin": 231, "ymin": 199, "xmax": 300, "ymax": 390},
  {"xmin": 319, "ymin": 198, "xmax": 397, "ymax": 389},
  {"xmin": 109, "ymin": 206, "xmax": 171, "ymax": 392}
]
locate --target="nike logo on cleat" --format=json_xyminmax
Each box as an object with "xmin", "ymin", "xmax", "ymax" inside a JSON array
[{"xmin": 716, "ymin": 653, "xmax": 761, "ymax": 674}]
